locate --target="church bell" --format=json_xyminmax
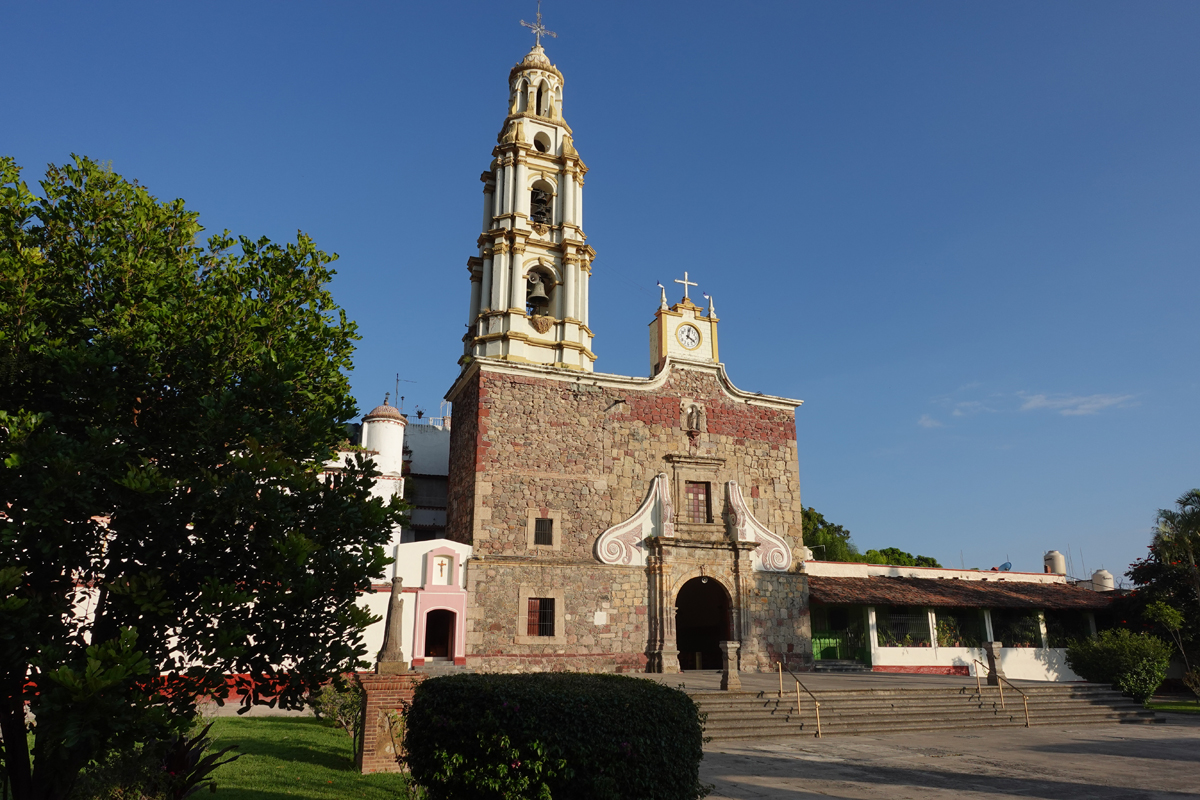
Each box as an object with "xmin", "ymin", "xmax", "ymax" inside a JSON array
[{"xmin": 527, "ymin": 275, "xmax": 550, "ymax": 305}]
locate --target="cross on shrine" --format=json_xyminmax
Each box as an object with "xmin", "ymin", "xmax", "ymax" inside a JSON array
[
  {"xmin": 674, "ymin": 271, "xmax": 698, "ymax": 301},
  {"xmin": 521, "ymin": 1, "xmax": 557, "ymax": 47}
]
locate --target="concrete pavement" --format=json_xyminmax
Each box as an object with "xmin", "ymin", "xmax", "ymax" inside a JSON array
[{"xmin": 701, "ymin": 715, "xmax": 1200, "ymax": 799}]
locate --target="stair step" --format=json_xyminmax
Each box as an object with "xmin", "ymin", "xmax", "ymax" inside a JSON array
[{"xmin": 688, "ymin": 683, "xmax": 1157, "ymax": 739}]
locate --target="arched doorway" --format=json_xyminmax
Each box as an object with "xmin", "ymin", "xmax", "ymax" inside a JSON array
[
  {"xmin": 425, "ymin": 609, "xmax": 455, "ymax": 659},
  {"xmin": 675, "ymin": 577, "xmax": 731, "ymax": 671}
]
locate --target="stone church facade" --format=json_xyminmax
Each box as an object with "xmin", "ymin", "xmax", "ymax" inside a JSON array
[{"xmin": 443, "ymin": 43, "xmax": 812, "ymax": 674}]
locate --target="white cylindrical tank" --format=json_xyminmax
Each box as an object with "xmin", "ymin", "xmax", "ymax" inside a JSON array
[
  {"xmin": 1044, "ymin": 550, "xmax": 1067, "ymax": 575},
  {"xmin": 1092, "ymin": 569, "xmax": 1115, "ymax": 592},
  {"xmin": 361, "ymin": 402, "xmax": 407, "ymax": 476}
]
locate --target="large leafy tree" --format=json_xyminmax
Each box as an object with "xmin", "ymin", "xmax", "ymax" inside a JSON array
[
  {"xmin": 801, "ymin": 507, "xmax": 941, "ymax": 567},
  {"xmin": 1118, "ymin": 490, "xmax": 1200, "ymax": 680},
  {"xmin": 0, "ymin": 156, "xmax": 404, "ymax": 799}
]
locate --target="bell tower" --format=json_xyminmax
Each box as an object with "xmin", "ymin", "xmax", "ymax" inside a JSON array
[{"xmin": 461, "ymin": 23, "xmax": 596, "ymax": 372}]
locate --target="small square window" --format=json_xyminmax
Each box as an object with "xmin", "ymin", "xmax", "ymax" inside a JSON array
[
  {"xmin": 684, "ymin": 481, "xmax": 711, "ymax": 523},
  {"xmin": 533, "ymin": 518, "xmax": 554, "ymax": 546},
  {"xmin": 527, "ymin": 597, "xmax": 555, "ymax": 637}
]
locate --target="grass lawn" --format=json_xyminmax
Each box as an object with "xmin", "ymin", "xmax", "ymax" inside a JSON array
[
  {"xmin": 1148, "ymin": 700, "xmax": 1200, "ymax": 714},
  {"xmin": 207, "ymin": 717, "xmax": 416, "ymax": 799}
]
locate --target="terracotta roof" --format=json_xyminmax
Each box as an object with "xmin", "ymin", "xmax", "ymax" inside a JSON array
[{"xmin": 807, "ymin": 575, "xmax": 1112, "ymax": 610}]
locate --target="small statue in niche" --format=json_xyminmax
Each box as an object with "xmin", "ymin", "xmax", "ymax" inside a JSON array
[
  {"xmin": 682, "ymin": 402, "xmax": 706, "ymax": 442},
  {"xmin": 685, "ymin": 404, "xmax": 702, "ymax": 431}
]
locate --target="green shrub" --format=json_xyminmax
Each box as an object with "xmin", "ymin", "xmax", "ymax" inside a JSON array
[
  {"xmin": 1118, "ymin": 658, "xmax": 1169, "ymax": 703},
  {"xmin": 1066, "ymin": 629, "xmax": 1172, "ymax": 701},
  {"xmin": 404, "ymin": 672, "xmax": 707, "ymax": 800},
  {"xmin": 309, "ymin": 674, "xmax": 366, "ymax": 747}
]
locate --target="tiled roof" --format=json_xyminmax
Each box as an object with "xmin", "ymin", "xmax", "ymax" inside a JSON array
[{"xmin": 807, "ymin": 575, "xmax": 1112, "ymax": 610}]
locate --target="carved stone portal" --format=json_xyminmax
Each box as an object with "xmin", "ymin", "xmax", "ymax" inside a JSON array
[{"xmin": 726, "ymin": 481, "xmax": 793, "ymax": 572}]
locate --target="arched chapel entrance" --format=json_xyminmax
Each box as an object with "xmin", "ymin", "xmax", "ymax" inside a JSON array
[
  {"xmin": 424, "ymin": 609, "xmax": 455, "ymax": 659},
  {"xmin": 675, "ymin": 577, "xmax": 732, "ymax": 671}
]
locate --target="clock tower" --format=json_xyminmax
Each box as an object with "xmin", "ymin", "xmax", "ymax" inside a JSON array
[{"xmin": 649, "ymin": 272, "xmax": 720, "ymax": 375}]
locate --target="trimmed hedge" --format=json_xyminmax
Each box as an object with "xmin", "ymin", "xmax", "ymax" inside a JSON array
[{"xmin": 403, "ymin": 672, "xmax": 707, "ymax": 800}]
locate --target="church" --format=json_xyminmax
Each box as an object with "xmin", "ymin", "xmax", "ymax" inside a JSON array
[
  {"xmin": 440, "ymin": 38, "xmax": 811, "ymax": 675},
  {"xmin": 350, "ymin": 32, "xmax": 1114, "ymax": 684}
]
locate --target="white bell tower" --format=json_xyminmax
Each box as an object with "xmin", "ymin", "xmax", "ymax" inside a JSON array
[{"xmin": 461, "ymin": 15, "xmax": 596, "ymax": 372}]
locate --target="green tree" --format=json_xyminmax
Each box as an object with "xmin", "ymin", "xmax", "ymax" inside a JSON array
[
  {"xmin": 1153, "ymin": 489, "xmax": 1200, "ymax": 604},
  {"xmin": 0, "ymin": 156, "xmax": 405, "ymax": 800},
  {"xmin": 802, "ymin": 507, "xmax": 860, "ymax": 562},
  {"xmin": 802, "ymin": 509, "xmax": 941, "ymax": 567}
]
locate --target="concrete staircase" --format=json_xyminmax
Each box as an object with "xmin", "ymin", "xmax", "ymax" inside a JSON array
[{"xmin": 691, "ymin": 684, "xmax": 1159, "ymax": 741}]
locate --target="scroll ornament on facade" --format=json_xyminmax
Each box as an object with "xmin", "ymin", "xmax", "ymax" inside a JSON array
[
  {"xmin": 595, "ymin": 473, "xmax": 674, "ymax": 567},
  {"xmin": 726, "ymin": 481, "xmax": 793, "ymax": 572}
]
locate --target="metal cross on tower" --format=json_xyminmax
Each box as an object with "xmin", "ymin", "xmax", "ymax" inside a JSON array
[
  {"xmin": 674, "ymin": 271, "xmax": 698, "ymax": 301},
  {"xmin": 521, "ymin": 1, "xmax": 557, "ymax": 46}
]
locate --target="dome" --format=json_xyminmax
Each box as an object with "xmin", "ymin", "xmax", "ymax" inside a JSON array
[
  {"xmin": 510, "ymin": 45, "xmax": 563, "ymax": 81},
  {"xmin": 364, "ymin": 403, "xmax": 405, "ymax": 422}
]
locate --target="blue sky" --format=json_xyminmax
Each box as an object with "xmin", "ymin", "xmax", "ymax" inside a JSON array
[{"xmin": 6, "ymin": 1, "xmax": 1198, "ymax": 580}]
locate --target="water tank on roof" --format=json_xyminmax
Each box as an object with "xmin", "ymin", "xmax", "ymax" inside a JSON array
[
  {"xmin": 1092, "ymin": 569, "xmax": 1114, "ymax": 592},
  {"xmin": 1044, "ymin": 550, "xmax": 1067, "ymax": 575}
]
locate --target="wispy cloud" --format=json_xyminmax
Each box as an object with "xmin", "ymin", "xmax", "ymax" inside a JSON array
[
  {"xmin": 1018, "ymin": 393, "xmax": 1137, "ymax": 416},
  {"xmin": 917, "ymin": 414, "xmax": 943, "ymax": 428},
  {"xmin": 951, "ymin": 400, "xmax": 995, "ymax": 417}
]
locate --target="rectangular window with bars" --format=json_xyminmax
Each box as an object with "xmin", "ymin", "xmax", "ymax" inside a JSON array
[
  {"xmin": 684, "ymin": 481, "xmax": 711, "ymax": 523},
  {"xmin": 533, "ymin": 518, "xmax": 554, "ymax": 546},
  {"xmin": 527, "ymin": 597, "xmax": 555, "ymax": 637}
]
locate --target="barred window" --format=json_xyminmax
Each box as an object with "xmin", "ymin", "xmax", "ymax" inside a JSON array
[
  {"xmin": 684, "ymin": 481, "xmax": 711, "ymax": 523},
  {"xmin": 934, "ymin": 608, "xmax": 986, "ymax": 648},
  {"xmin": 991, "ymin": 609, "xmax": 1043, "ymax": 648},
  {"xmin": 875, "ymin": 606, "xmax": 932, "ymax": 647},
  {"xmin": 527, "ymin": 597, "xmax": 555, "ymax": 637},
  {"xmin": 534, "ymin": 518, "xmax": 554, "ymax": 546}
]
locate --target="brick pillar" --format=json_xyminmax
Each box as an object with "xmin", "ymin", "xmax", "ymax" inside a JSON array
[{"xmin": 357, "ymin": 673, "xmax": 427, "ymax": 774}]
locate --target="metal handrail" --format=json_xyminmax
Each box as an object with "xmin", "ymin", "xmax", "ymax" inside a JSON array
[
  {"xmin": 777, "ymin": 663, "xmax": 822, "ymax": 738},
  {"xmin": 971, "ymin": 658, "xmax": 1030, "ymax": 727}
]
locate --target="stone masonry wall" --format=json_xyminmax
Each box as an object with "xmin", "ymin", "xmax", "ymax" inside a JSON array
[
  {"xmin": 447, "ymin": 360, "xmax": 808, "ymax": 672},
  {"xmin": 467, "ymin": 561, "xmax": 650, "ymax": 672},
  {"xmin": 461, "ymin": 364, "xmax": 801, "ymax": 559},
  {"xmin": 445, "ymin": 371, "xmax": 480, "ymax": 545}
]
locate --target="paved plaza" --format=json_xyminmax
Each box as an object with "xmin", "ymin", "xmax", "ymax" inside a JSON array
[{"xmin": 701, "ymin": 714, "xmax": 1200, "ymax": 800}]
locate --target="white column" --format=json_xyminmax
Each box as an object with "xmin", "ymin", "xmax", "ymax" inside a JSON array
[
  {"xmin": 481, "ymin": 188, "xmax": 493, "ymax": 231},
  {"xmin": 927, "ymin": 608, "xmax": 938, "ymax": 651},
  {"xmin": 502, "ymin": 162, "xmax": 514, "ymax": 215},
  {"xmin": 580, "ymin": 262, "xmax": 590, "ymax": 326},
  {"xmin": 564, "ymin": 258, "xmax": 576, "ymax": 320},
  {"xmin": 494, "ymin": 167, "xmax": 506, "ymax": 216},
  {"xmin": 867, "ymin": 607, "xmax": 879, "ymax": 662},
  {"xmin": 1037, "ymin": 611, "xmax": 1049, "ymax": 649},
  {"xmin": 491, "ymin": 247, "xmax": 508, "ymax": 311},
  {"xmin": 576, "ymin": 179, "xmax": 583, "ymax": 230},
  {"xmin": 983, "ymin": 609, "xmax": 994, "ymax": 642},
  {"xmin": 562, "ymin": 171, "xmax": 575, "ymax": 226},
  {"xmin": 513, "ymin": 160, "xmax": 527, "ymax": 218},
  {"xmin": 479, "ymin": 254, "xmax": 493, "ymax": 312},
  {"xmin": 509, "ymin": 248, "xmax": 524, "ymax": 310},
  {"xmin": 468, "ymin": 276, "xmax": 481, "ymax": 325}
]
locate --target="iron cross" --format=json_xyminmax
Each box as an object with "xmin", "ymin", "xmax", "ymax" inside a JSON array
[
  {"xmin": 521, "ymin": 1, "xmax": 557, "ymax": 47},
  {"xmin": 674, "ymin": 271, "xmax": 698, "ymax": 301}
]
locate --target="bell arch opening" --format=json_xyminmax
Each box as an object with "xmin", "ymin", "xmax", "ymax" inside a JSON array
[
  {"xmin": 675, "ymin": 576, "xmax": 731, "ymax": 671},
  {"xmin": 424, "ymin": 609, "xmax": 455, "ymax": 659}
]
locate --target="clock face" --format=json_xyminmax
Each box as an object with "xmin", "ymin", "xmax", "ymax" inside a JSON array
[{"xmin": 676, "ymin": 324, "xmax": 701, "ymax": 350}]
